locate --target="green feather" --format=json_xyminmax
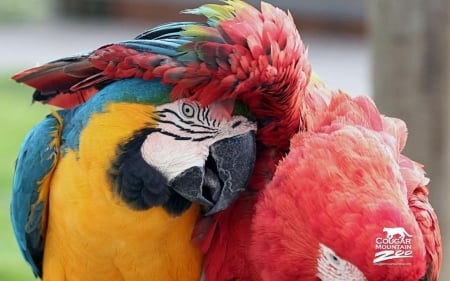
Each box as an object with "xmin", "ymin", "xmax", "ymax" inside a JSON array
[
  {"xmin": 182, "ymin": 4, "xmax": 236, "ymax": 27},
  {"xmin": 181, "ymin": 0, "xmax": 250, "ymax": 27},
  {"xmin": 180, "ymin": 25, "xmax": 224, "ymax": 43},
  {"xmin": 233, "ymin": 101, "xmax": 255, "ymax": 121}
]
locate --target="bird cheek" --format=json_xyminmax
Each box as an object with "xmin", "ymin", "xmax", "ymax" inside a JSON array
[{"xmin": 140, "ymin": 133, "xmax": 205, "ymax": 179}]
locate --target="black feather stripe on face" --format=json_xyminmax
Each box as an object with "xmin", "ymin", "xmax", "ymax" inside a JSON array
[{"xmin": 155, "ymin": 106, "xmax": 219, "ymax": 139}]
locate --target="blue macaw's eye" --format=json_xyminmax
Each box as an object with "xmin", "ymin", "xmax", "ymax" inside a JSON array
[{"xmin": 181, "ymin": 103, "xmax": 196, "ymax": 118}]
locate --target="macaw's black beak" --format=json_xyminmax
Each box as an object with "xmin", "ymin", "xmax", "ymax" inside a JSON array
[{"xmin": 170, "ymin": 131, "xmax": 256, "ymax": 215}]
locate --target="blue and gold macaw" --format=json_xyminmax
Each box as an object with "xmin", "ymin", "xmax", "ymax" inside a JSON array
[
  {"xmin": 10, "ymin": 78, "xmax": 256, "ymax": 281},
  {"xmin": 10, "ymin": 0, "xmax": 314, "ymax": 279}
]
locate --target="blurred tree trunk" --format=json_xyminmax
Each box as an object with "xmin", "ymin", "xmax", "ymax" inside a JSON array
[{"xmin": 369, "ymin": 0, "xmax": 449, "ymax": 280}]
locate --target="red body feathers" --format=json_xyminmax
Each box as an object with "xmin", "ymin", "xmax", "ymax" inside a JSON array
[{"xmin": 202, "ymin": 89, "xmax": 441, "ymax": 280}]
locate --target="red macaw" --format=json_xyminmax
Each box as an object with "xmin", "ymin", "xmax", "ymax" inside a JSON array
[{"xmin": 201, "ymin": 82, "xmax": 442, "ymax": 280}]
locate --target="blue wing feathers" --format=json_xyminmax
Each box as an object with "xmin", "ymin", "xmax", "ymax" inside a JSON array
[{"xmin": 10, "ymin": 113, "xmax": 62, "ymax": 277}]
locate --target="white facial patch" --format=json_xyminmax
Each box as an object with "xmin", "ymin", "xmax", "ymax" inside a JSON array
[{"xmin": 140, "ymin": 99, "xmax": 256, "ymax": 181}]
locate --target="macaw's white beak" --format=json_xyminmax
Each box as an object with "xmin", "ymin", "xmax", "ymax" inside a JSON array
[{"xmin": 170, "ymin": 130, "xmax": 256, "ymax": 215}]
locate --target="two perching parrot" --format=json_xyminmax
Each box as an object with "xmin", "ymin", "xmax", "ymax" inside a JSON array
[{"xmin": 10, "ymin": 1, "xmax": 441, "ymax": 281}]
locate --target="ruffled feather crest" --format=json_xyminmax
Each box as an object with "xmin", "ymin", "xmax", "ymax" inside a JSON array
[{"xmin": 174, "ymin": 0, "xmax": 311, "ymax": 148}]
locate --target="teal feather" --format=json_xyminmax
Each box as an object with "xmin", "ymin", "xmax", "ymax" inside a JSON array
[{"xmin": 10, "ymin": 114, "xmax": 62, "ymax": 277}]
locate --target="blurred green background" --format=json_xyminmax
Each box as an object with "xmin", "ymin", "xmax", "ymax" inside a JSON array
[{"xmin": 0, "ymin": 3, "xmax": 51, "ymax": 280}]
